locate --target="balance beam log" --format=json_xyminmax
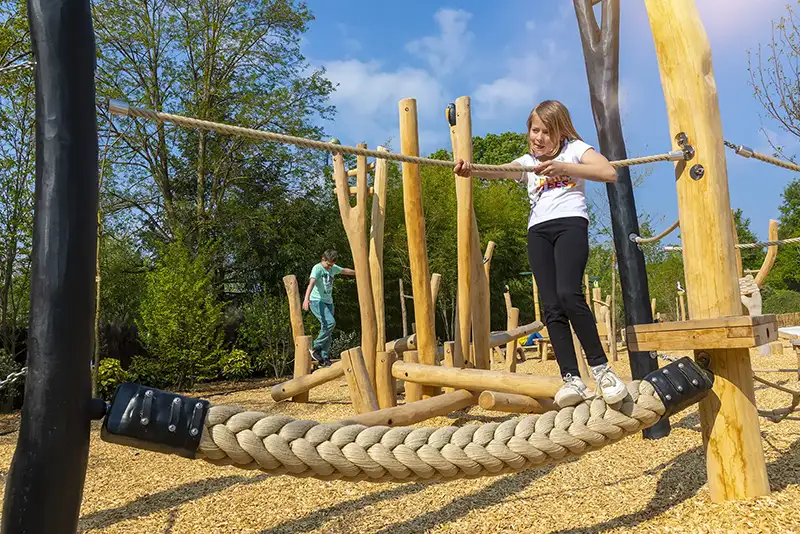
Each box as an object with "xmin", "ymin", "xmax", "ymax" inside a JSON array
[
  {"xmin": 392, "ymin": 361, "xmax": 562, "ymax": 398},
  {"xmin": 343, "ymin": 389, "xmax": 479, "ymax": 427},
  {"xmin": 271, "ymin": 361, "xmax": 344, "ymax": 402},
  {"xmin": 376, "ymin": 350, "xmax": 397, "ymax": 409},
  {"xmin": 291, "ymin": 335, "xmax": 313, "ymax": 403},
  {"xmin": 478, "ymin": 391, "xmax": 556, "ymax": 414}
]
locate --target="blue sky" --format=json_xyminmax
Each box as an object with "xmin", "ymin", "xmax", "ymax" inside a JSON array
[{"xmin": 301, "ymin": 0, "xmax": 796, "ymax": 241}]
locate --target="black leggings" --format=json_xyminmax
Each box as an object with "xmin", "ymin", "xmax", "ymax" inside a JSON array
[{"xmin": 527, "ymin": 217, "xmax": 607, "ymax": 378}]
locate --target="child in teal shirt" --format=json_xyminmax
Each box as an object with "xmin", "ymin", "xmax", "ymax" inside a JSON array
[{"xmin": 302, "ymin": 249, "xmax": 355, "ymax": 366}]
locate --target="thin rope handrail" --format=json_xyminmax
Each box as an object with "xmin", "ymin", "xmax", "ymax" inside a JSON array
[
  {"xmin": 724, "ymin": 140, "xmax": 800, "ymax": 173},
  {"xmin": 631, "ymin": 219, "xmax": 680, "ymax": 244},
  {"xmin": 107, "ymin": 100, "xmax": 688, "ymax": 173},
  {"xmin": 664, "ymin": 235, "xmax": 800, "ymax": 251}
]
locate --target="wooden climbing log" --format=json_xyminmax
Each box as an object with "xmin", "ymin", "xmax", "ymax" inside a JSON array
[
  {"xmin": 754, "ymin": 220, "xmax": 779, "ymax": 287},
  {"xmin": 679, "ymin": 292, "xmax": 686, "ymax": 321},
  {"xmin": 393, "ymin": 361, "xmax": 563, "ymax": 398},
  {"xmin": 470, "ymin": 218, "xmax": 491, "ymax": 370},
  {"xmin": 482, "ymin": 241, "xmax": 496, "ymax": 278},
  {"xmin": 292, "ymin": 335, "xmax": 312, "ymax": 403},
  {"xmin": 271, "ymin": 361, "xmax": 344, "ymax": 402},
  {"xmin": 491, "ymin": 321, "xmax": 543, "ymax": 349},
  {"xmin": 532, "ymin": 275, "xmax": 542, "ymax": 324},
  {"xmin": 441, "ymin": 341, "xmax": 461, "ymax": 393},
  {"xmin": 651, "ymin": 298, "xmax": 657, "ymax": 318},
  {"xmin": 342, "ymin": 348, "xmax": 380, "ymax": 414},
  {"xmin": 376, "ymin": 350, "xmax": 396, "ymax": 409},
  {"xmin": 644, "ymin": 0, "xmax": 770, "ymax": 501},
  {"xmin": 282, "ymin": 275, "xmax": 305, "ymax": 341},
  {"xmin": 453, "ymin": 96, "xmax": 473, "ymax": 368},
  {"xmin": 333, "ymin": 147, "xmax": 378, "ymax": 392},
  {"xmin": 478, "ymin": 391, "xmax": 556, "ymax": 414},
  {"xmin": 370, "ymin": 147, "xmax": 389, "ymax": 352},
  {"xmin": 399, "ymin": 279, "xmax": 408, "ymax": 338},
  {"xmin": 399, "ymin": 98, "xmax": 437, "ymax": 399},
  {"xmin": 343, "ymin": 389, "xmax": 478, "ymax": 427}
]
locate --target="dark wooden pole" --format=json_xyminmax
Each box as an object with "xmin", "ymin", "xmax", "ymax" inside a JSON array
[
  {"xmin": 1, "ymin": 0, "xmax": 99, "ymax": 530},
  {"xmin": 573, "ymin": 0, "xmax": 669, "ymax": 439}
]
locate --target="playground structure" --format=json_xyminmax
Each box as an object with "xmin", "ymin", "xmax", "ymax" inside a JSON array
[{"xmin": 3, "ymin": 0, "xmax": 800, "ymax": 531}]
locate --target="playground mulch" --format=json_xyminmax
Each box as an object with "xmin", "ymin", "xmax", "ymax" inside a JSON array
[{"xmin": 0, "ymin": 344, "xmax": 798, "ymax": 533}]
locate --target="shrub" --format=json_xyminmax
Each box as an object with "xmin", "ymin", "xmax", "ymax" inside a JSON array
[
  {"xmin": 97, "ymin": 358, "xmax": 129, "ymax": 399},
  {"xmin": 220, "ymin": 348, "xmax": 252, "ymax": 381},
  {"xmin": 137, "ymin": 238, "xmax": 224, "ymax": 390},
  {"xmin": 0, "ymin": 350, "xmax": 22, "ymax": 411},
  {"xmin": 763, "ymin": 289, "xmax": 800, "ymax": 314},
  {"xmin": 239, "ymin": 291, "xmax": 293, "ymax": 378},
  {"xmin": 329, "ymin": 330, "xmax": 359, "ymax": 361}
]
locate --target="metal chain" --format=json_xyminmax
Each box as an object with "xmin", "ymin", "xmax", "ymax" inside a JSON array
[{"xmin": 0, "ymin": 366, "xmax": 27, "ymax": 391}]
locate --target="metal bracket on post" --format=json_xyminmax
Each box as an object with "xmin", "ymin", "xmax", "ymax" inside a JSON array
[
  {"xmin": 674, "ymin": 132, "xmax": 695, "ymax": 161},
  {"xmin": 101, "ymin": 383, "xmax": 209, "ymax": 459},
  {"xmin": 645, "ymin": 356, "xmax": 714, "ymax": 418}
]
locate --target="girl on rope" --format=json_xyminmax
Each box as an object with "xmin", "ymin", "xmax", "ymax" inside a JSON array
[{"xmin": 453, "ymin": 100, "xmax": 626, "ymax": 408}]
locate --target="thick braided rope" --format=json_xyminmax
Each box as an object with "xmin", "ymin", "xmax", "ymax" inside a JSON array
[
  {"xmin": 632, "ymin": 219, "xmax": 680, "ymax": 244},
  {"xmin": 665, "ymin": 235, "xmax": 800, "ymax": 251},
  {"xmin": 195, "ymin": 380, "xmax": 665, "ymax": 482},
  {"xmin": 108, "ymin": 101, "xmax": 680, "ymax": 172},
  {"xmin": 724, "ymin": 140, "xmax": 800, "ymax": 173}
]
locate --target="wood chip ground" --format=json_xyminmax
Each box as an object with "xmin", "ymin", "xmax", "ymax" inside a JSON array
[{"xmin": 0, "ymin": 345, "xmax": 798, "ymax": 533}]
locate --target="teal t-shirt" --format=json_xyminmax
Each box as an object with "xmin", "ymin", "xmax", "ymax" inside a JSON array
[{"xmin": 309, "ymin": 263, "xmax": 343, "ymax": 304}]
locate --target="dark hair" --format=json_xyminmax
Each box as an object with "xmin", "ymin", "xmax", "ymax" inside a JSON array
[{"xmin": 322, "ymin": 249, "xmax": 338, "ymax": 262}]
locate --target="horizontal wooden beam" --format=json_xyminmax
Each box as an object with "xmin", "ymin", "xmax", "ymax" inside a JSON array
[
  {"xmin": 271, "ymin": 361, "xmax": 344, "ymax": 401},
  {"xmin": 342, "ymin": 389, "xmax": 478, "ymax": 427},
  {"xmin": 626, "ymin": 315, "xmax": 777, "ymax": 352},
  {"xmin": 392, "ymin": 361, "xmax": 562, "ymax": 398},
  {"xmin": 386, "ymin": 321, "xmax": 543, "ymax": 355}
]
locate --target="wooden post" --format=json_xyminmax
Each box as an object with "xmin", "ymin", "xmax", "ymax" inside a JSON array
[
  {"xmin": 505, "ymin": 307, "xmax": 520, "ymax": 372},
  {"xmin": 376, "ymin": 350, "xmax": 396, "ymax": 409},
  {"xmin": 584, "ymin": 273, "xmax": 590, "ymax": 307},
  {"xmin": 403, "ymin": 350, "xmax": 423, "ymax": 402},
  {"xmin": 503, "ymin": 285, "xmax": 513, "ymax": 315},
  {"xmin": 332, "ymin": 146, "xmax": 378, "ymax": 392},
  {"xmin": 399, "ymin": 98, "xmax": 437, "ymax": 399},
  {"xmin": 471, "ymin": 234, "xmax": 492, "ymax": 369},
  {"xmin": 399, "ymin": 279, "xmax": 408, "ymax": 337},
  {"xmin": 532, "ymin": 275, "xmax": 542, "ymax": 324},
  {"xmin": 483, "ymin": 241, "xmax": 496, "ymax": 278},
  {"xmin": 292, "ymin": 335, "xmax": 313, "ymax": 403},
  {"xmin": 754, "ymin": 220, "xmax": 779, "ymax": 287},
  {"xmin": 441, "ymin": 341, "xmax": 461, "ymax": 392},
  {"xmin": 282, "ymin": 275, "xmax": 305, "ymax": 341},
  {"xmin": 452, "ymin": 97, "xmax": 473, "ymax": 369},
  {"xmin": 651, "ymin": 298, "xmax": 657, "ymax": 318},
  {"xmin": 573, "ymin": 329, "xmax": 590, "ymax": 382},
  {"xmin": 575, "ymin": 0, "xmax": 668, "ymax": 439},
  {"xmin": 370, "ymin": 147, "xmax": 389, "ymax": 352},
  {"xmin": 644, "ymin": 0, "xmax": 770, "ymax": 501},
  {"xmin": 342, "ymin": 348, "xmax": 380, "ymax": 414}
]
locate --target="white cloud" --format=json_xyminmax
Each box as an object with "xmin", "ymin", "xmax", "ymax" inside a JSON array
[
  {"xmin": 525, "ymin": 19, "xmax": 537, "ymax": 31},
  {"xmin": 472, "ymin": 41, "xmax": 561, "ymax": 121},
  {"xmin": 336, "ymin": 23, "xmax": 361, "ymax": 55},
  {"xmin": 406, "ymin": 9, "xmax": 474, "ymax": 75},
  {"xmin": 321, "ymin": 59, "xmax": 449, "ymax": 153}
]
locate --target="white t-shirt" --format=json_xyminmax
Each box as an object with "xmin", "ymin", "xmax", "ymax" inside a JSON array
[{"xmin": 513, "ymin": 139, "xmax": 594, "ymax": 229}]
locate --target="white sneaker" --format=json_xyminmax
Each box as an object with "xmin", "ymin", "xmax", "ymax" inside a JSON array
[
  {"xmin": 591, "ymin": 363, "xmax": 627, "ymax": 405},
  {"xmin": 554, "ymin": 374, "xmax": 594, "ymax": 407}
]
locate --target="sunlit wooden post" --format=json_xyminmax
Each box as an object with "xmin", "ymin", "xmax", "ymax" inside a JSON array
[{"xmin": 644, "ymin": 0, "xmax": 770, "ymax": 501}]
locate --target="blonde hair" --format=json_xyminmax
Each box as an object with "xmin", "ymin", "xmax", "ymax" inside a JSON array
[{"xmin": 526, "ymin": 100, "xmax": 583, "ymax": 157}]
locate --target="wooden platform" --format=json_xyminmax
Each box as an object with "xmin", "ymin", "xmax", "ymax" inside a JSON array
[{"xmin": 626, "ymin": 314, "xmax": 777, "ymax": 352}]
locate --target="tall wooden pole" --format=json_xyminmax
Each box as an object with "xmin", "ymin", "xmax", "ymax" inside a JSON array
[
  {"xmin": 452, "ymin": 98, "xmax": 473, "ymax": 368},
  {"xmin": 283, "ymin": 275, "xmax": 305, "ymax": 341},
  {"xmin": 574, "ymin": 0, "xmax": 669, "ymax": 439},
  {"xmin": 369, "ymin": 147, "xmax": 389, "ymax": 351},
  {"xmin": 644, "ymin": 0, "xmax": 770, "ymax": 501},
  {"xmin": 399, "ymin": 279, "xmax": 408, "ymax": 338},
  {"xmin": 332, "ymin": 147, "xmax": 378, "ymax": 391},
  {"xmin": 532, "ymin": 275, "xmax": 541, "ymax": 323},
  {"xmin": 399, "ymin": 99, "xmax": 437, "ymax": 398}
]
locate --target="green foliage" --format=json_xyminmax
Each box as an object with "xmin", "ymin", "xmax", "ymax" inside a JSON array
[
  {"xmin": 99, "ymin": 232, "xmax": 147, "ymax": 324},
  {"xmin": 220, "ymin": 348, "xmax": 252, "ymax": 381},
  {"xmin": 136, "ymin": 239, "xmax": 224, "ymax": 390},
  {"xmin": 97, "ymin": 358, "xmax": 130, "ymax": 399},
  {"xmin": 763, "ymin": 289, "xmax": 800, "ymax": 314},
  {"xmin": 238, "ymin": 291, "xmax": 293, "ymax": 377},
  {"xmin": 733, "ymin": 208, "xmax": 762, "ymax": 271},
  {"xmin": 329, "ymin": 330, "xmax": 359, "ymax": 361},
  {"xmin": 768, "ymin": 179, "xmax": 800, "ymax": 291},
  {"xmin": 127, "ymin": 355, "xmax": 170, "ymax": 390}
]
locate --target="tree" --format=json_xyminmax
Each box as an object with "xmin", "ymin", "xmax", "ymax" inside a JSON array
[{"xmin": 767, "ymin": 178, "xmax": 800, "ymax": 290}]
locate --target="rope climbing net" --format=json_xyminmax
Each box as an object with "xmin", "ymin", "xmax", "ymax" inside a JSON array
[{"xmin": 196, "ymin": 380, "xmax": 666, "ymax": 482}]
